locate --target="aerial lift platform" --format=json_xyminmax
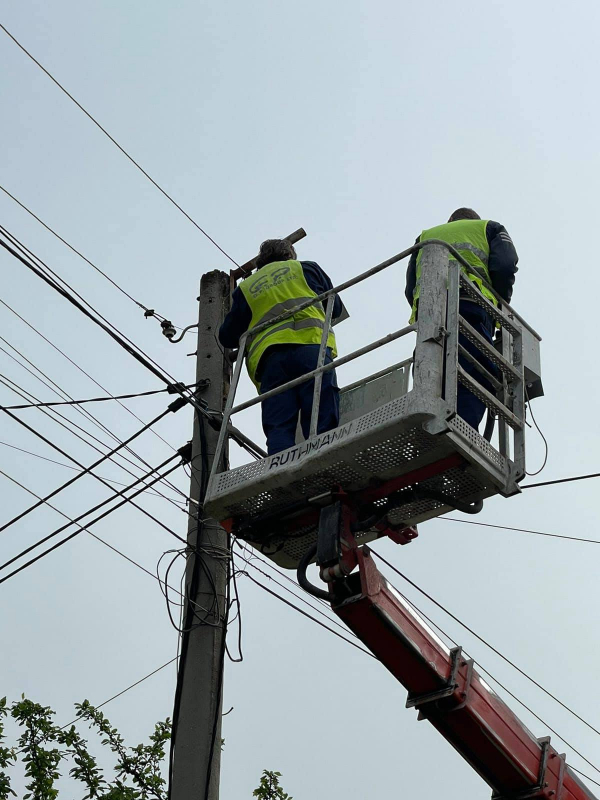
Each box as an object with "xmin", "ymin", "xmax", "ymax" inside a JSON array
[
  {"xmin": 204, "ymin": 240, "xmax": 543, "ymax": 568},
  {"xmin": 202, "ymin": 240, "xmax": 599, "ymax": 798}
]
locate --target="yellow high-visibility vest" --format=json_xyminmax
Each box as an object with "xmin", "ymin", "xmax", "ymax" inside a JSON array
[
  {"xmin": 239, "ymin": 260, "xmax": 337, "ymax": 386},
  {"xmin": 410, "ymin": 219, "xmax": 498, "ymax": 323}
]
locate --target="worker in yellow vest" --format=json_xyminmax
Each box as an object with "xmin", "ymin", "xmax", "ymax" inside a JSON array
[
  {"xmin": 405, "ymin": 208, "xmax": 518, "ymax": 430},
  {"xmin": 219, "ymin": 239, "xmax": 343, "ymax": 454}
]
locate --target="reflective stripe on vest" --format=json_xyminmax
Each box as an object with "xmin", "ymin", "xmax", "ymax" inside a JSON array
[
  {"xmin": 410, "ymin": 219, "xmax": 498, "ymax": 324},
  {"xmin": 239, "ymin": 260, "xmax": 337, "ymax": 387}
]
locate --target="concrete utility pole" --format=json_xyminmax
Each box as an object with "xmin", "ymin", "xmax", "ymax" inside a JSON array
[
  {"xmin": 170, "ymin": 229, "xmax": 306, "ymax": 800},
  {"xmin": 171, "ymin": 269, "xmax": 231, "ymax": 800}
]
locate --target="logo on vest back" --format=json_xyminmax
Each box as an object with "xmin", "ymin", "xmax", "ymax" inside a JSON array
[{"xmin": 249, "ymin": 266, "xmax": 292, "ymax": 295}]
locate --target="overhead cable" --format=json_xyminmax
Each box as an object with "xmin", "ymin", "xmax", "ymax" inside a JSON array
[
  {"xmin": 0, "ymin": 455, "xmax": 184, "ymax": 585},
  {"xmin": 441, "ymin": 516, "xmax": 600, "ymax": 545},
  {"xmin": 0, "ymin": 438, "xmax": 185, "ymax": 500},
  {"xmin": 0, "ymin": 383, "xmax": 192, "ymax": 410},
  {"xmin": 0, "ymin": 408, "xmax": 193, "ymax": 554},
  {"xmin": 0, "ymin": 231, "xmax": 184, "ymax": 388},
  {"xmin": 0, "ymin": 466, "xmax": 199, "ymax": 612},
  {"xmin": 571, "ymin": 769, "xmax": 600, "ymax": 791},
  {"xmin": 0, "ymin": 230, "xmax": 261, "ymax": 459},
  {"xmin": 0, "ymin": 27, "xmax": 239, "ymax": 267},
  {"xmin": 369, "ymin": 548, "xmax": 600, "ymax": 739},
  {"xmin": 522, "ymin": 473, "xmax": 600, "ymax": 490},
  {"xmin": 0, "ymin": 344, "xmax": 187, "ymax": 503},
  {"xmin": 0, "ymin": 452, "xmax": 181, "ymax": 573},
  {"xmin": 0, "ymin": 404, "xmax": 175, "ymax": 535},
  {"xmin": 0, "ymin": 295, "xmax": 189, "ymax": 460},
  {"xmin": 58, "ymin": 656, "xmax": 179, "ymax": 732},
  {"xmin": 241, "ymin": 548, "xmax": 600, "ymax": 785},
  {"xmin": 243, "ymin": 572, "xmax": 376, "ymax": 659},
  {"xmin": 0, "ymin": 372, "xmax": 188, "ymax": 508},
  {"xmin": 234, "ymin": 543, "xmax": 359, "ymax": 641},
  {"xmin": 0, "ymin": 183, "xmax": 180, "ymax": 319},
  {"xmin": 378, "ymin": 567, "xmax": 600, "ymax": 781},
  {"xmin": 0, "ymin": 224, "xmax": 190, "ymax": 394}
]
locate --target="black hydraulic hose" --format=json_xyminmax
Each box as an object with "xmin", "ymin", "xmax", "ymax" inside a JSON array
[
  {"xmin": 483, "ymin": 410, "xmax": 495, "ymax": 442},
  {"xmin": 296, "ymin": 543, "xmax": 332, "ymax": 602}
]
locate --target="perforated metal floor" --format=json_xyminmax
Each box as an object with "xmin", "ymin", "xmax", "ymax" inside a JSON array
[
  {"xmin": 239, "ymin": 464, "xmax": 497, "ymax": 569},
  {"xmin": 205, "ymin": 390, "xmax": 515, "ymax": 568}
]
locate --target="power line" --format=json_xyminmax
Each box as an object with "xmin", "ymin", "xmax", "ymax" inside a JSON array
[
  {"xmin": 474, "ymin": 655, "xmax": 600, "ymax": 778},
  {"xmin": 0, "ymin": 228, "xmax": 185, "ymax": 390},
  {"xmin": 0, "ymin": 345, "xmax": 191, "ymax": 504},
  {"xmin": 0, "ymin": 403, "xmax": 176, "ymax": 536},
  {"xmin": 522, "ymin": 473, "xmax": 600, "ymax": 490},
  {"xmin": 376, "ymin": 564, "xmax": 600, "ymax": 782},
  {"xmin": 0, "ymin": 372, "xmax": 189, "ymax": 512},
  {"xmin": 50, "ymin": 557, "xmax": 599, "ymax": 795},
  {"xmin": 0, "ymin": 227, "xmax": 260, "ymax": 460},
  {"xmin": 369, "ymin": 548, "xmax": 600, "ymax": 740},
  {"xmin": 234, "ymin": 546, "xmax": 360, "ymax": 642},
  {"xmin": 92, "ymin": 657, "xmax": 179, "ymax": 712},
  {"xmin": 0, "ymin": 438, "xmax": 186, "ymax": 502},
  {"xmin": 0, "ymin": 383, "xmax": 192, "ymax": 410},
  {"xmin": 243, "ymin": 571, "xmax": 376, "ymax": 659},
  {"xmin": 441, "ymin": 516, "xmax": 600, "ymax": 545},
  {"xmin": 0, "ymin": 453, "xmax": 180, "ymax": 573},
  {"xmin": 0, "ymin": 183, "xmax": 177, "ymax": 319},
  {"xmin": 0, "ymin": 339, "xmax": 149, "ymax": 457},
  {"xmin": 0, "ymin": 27, "xmax": 239, "ymax": 267},
  {"xmin": 0, "ymin": 346, "xmax": 191, "ymax": 504},
  {"xmin": 0, "ymin": 340, "xmax": 186, "ymax": 499},
  {"xmin": 0, "ymin": 408, "xmax": 197, "ymax": 564},
  {"xmin": 0, "ymin": 465, "xmax": 194, "ymax": 607},
  {"xmin": 0, "ymin": 294, "xmax": 190, "ymax": 462},
  {"xmin": 571, "ymin": 768, "xmax": 600, "ymax": 791},
  {"xmin": 58, "ymin": 656, "xmax": 179, "ymax": 732},
  {"xmin": 0, "ymin": 369, "xmax": 188, "ymax": 498},
  {"xmin": 238, "ymin": 545, "xmax": 600, "ymax": 784},
  {"xmin": 0, "ymin": 456, "xmax": 185, "ymax": 585}
]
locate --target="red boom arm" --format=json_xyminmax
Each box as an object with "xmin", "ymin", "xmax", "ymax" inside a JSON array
[{"xmin": 330, "ymin": 547, "xmax": 597, "ymax": 800}]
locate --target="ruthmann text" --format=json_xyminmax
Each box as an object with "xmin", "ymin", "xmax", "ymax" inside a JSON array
[{"xmin": 268, "ymin": 423, "xmax": 354, "ymax": 470}]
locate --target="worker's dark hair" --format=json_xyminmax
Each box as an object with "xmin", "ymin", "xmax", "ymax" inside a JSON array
[
  {"xmin": 255, "ymin": 238, "xmax": 297, "ymax": 269},
  {"xmin": 448, "ymin": 208, "xmax": 481, "ymax": 222}
]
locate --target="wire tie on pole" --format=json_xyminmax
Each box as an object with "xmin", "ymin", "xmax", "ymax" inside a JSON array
[{"xmin": 167, "ymin": 382, "xmax": 187, "ymax": 394}]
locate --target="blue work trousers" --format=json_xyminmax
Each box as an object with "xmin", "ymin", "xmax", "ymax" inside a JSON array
[
  {"xmin": 258, "ymin": 344, "xmax": 340, "ymax": 455},
  {"xmin": 457, "ymin": 304, "xmax": 498, "ymax": 430}
]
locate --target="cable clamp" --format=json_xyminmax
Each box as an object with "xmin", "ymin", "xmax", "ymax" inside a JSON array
[
  {"xmin": 168, "ymin": 397, "xmax": 188, "ymax": 413},
  {"xmin": 177, "ymin": 442, "xmax": 193, "ymax": 463},
  {"xmin": 166, "ymin": 382, "xmax": 186, "ymax": 394}
]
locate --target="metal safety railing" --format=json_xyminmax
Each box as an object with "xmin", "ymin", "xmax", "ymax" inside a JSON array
[{"xmin": 207, "ymin": 239, "xmax": 537, "ymax": 495}]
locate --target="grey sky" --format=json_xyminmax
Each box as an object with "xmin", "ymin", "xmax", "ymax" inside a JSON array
[{"xmin": 1, "ymin": 1, "xmax": 599, "ymax": 797}]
